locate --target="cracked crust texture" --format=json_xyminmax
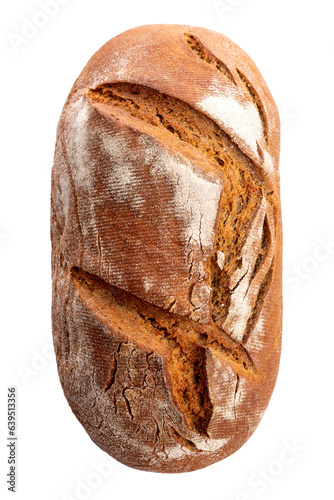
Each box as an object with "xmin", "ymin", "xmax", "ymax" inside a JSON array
[{"xmin": 51, "ymin": 24, "xmax": 282, "ymax": 473}]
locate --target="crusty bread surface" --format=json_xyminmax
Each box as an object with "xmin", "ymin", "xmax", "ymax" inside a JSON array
[{"xmin": 51, "ymin": 24, "xmax": 282, "ymax": 473}]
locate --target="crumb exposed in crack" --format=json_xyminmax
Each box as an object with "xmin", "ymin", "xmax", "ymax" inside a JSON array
[
  {"xmin": 87, "ymin": 82, "xmax": 262, "ymax": 186},
  {"xmin": 209, "ymin": 178, "xmax": 264, "ymax": 325},
  {"xmin": 70, "ymin": 267, "xmax": 256, "ymax": 434},
  {"xmin": 183, "ymin": 32, "xmax": 236, "ymax": 84}
]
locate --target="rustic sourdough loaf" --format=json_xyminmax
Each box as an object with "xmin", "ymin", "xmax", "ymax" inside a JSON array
[{"xmin": 51, "ymin": 24, "xmax": 282, "ymax": 473}]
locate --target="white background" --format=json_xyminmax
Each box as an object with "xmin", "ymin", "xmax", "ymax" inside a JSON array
[{"xmin": 1, "ymin": 0, "xmax": 333, "ymax": 499}]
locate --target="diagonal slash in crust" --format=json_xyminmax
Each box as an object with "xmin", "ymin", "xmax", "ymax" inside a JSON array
[{"xmin": 70, "ymin": 266, "xmax": 258, "ymax": 436}]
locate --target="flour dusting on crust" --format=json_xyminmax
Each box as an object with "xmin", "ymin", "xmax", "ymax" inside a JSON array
[
  {"xmin": 140, "ymin": 134, "xmax": 222, "ymax": 252},
  {"xmin": 198, "ymin": 83, "xmax": 263, "ymax": 160},
  {"xmin": 65, "ymin": 93, "xmax": 93, "ymax": 188}
]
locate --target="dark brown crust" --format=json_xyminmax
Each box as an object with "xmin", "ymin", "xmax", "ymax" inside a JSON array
[{"xmin": 51, "ymin": 24, "xmax": 282, "ymax": 473}]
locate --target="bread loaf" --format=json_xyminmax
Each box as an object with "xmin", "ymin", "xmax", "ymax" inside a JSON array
[{"xmin": 51, "ymin": 24, "xmax": 282, "ymax": 473}]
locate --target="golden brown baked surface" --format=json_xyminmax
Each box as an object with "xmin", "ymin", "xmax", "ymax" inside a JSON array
[{"xmin": 51, "ymin": 24, "xmax": 282, "ymax": 472}]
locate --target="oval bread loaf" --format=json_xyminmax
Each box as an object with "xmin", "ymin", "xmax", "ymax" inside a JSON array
[{"xmin": 51, "ymin": 24, "xmax": 282, "ymax": 473}]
